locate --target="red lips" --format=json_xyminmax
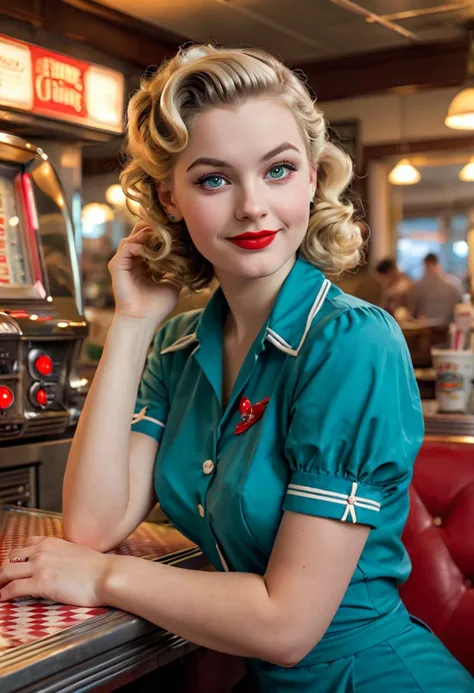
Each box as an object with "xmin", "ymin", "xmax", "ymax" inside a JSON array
[
  {"xmin": 231, "ymin": 230, "xmax": 279, "ymax": 240},
  {"xmin": 228, "ymin": 230, "xmax": 279, "ymax": 250}
]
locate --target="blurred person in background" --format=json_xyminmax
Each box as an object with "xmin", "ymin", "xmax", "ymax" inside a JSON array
[
  {"xmin": 335, "ymin": 266, "xmax": 382, "ymax": 306},
  {"xmin": 375, "ymin": 258, "xmax": 413, "ymax": 316},
  {"xmin": 408, "ymin": 253, "xmax": 462, "ymax": 325}
]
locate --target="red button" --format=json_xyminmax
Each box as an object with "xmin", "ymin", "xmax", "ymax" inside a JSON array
[
  {"xmin": 0, "ymin": 386, "xmax": 14, "ymax": 409},
  {"xmin": 35, "ymin": 354, "xmax": 53, "ymax": 376},
  {"xmin": 36, "ymin": 389, "xmax": 48, "ymax": 406}
]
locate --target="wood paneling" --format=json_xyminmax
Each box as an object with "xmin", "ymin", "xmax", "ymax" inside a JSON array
[
  {"xmin": 296, "ymin": 38, "xmax": 469, "ymax": 102},
  {"xmin": 364, "ymin": 135, "xmax": 474, "ymax": 163}
]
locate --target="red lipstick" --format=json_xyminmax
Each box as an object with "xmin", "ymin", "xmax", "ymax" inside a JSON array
[{"xmin": 228, "ymin": 229, "xmax": 279, "ymax": 250}]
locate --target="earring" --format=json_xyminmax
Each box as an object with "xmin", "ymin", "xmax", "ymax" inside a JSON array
[{"xmin": 168, "ymin": 214, "xmax": 176, "ymax": 222}]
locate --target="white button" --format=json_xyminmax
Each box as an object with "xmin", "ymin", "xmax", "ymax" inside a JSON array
[
  {"xmin": 198, "ymin": 504, "xmax": 205, "ymax": 518},
  {"xmin": 203, "ymin": 459, "xmax": 214, "ymax": 475}
]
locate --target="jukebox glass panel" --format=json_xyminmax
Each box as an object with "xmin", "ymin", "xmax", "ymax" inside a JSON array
[
  {"xmin": 30, "ymin": 162, "xmax": 75, "ymax": 298},
  {"xmin": 0, "ymin": 164, "xmax": 33, "ymax": 288}
]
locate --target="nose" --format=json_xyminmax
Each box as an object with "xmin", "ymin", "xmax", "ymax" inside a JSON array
[{"xmin": 234, "ymin": 183, "xmax": 268, "ymax": 223}]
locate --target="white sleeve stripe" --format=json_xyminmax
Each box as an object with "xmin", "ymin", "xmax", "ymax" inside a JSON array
[
  {"xmin": 132, "ymin": 415, "xmax": 165, "ymax": 429},
  {"xmin": 287, "ymin": 489, "xmax": 380, "ymax": 511},
  {"xmin": 288, "ymin": 483, "xmax": 381, "ymax": 509},
  {"xmin": 131, "ymin": 405, "xmax": 166, "ymax": 429},
  {"xmin": 286, "ymin": 481, "xmax": 380, "ymax": 524}
]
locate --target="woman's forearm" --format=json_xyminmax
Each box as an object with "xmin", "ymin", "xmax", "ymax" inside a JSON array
[
  {"xmin": 101, "ymin": 555, "xmax": 291, "ymax": 665},
  {"xmin": 62, "ymin": 316, "xmax": 157, "ymax": 544}
]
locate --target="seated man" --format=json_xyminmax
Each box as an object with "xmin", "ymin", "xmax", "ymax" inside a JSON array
[
  {"xmin": 375, "ymin": 258, "xmax": 413, "ymax": 316},
  {"xmin": 408, "ymin": 253, "xmax": 462, "ymax": 325}
]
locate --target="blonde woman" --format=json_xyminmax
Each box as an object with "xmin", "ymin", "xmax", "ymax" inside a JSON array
[{"xmin": 1, "ymin": 45, "xmax": 472, "ymax": 692}]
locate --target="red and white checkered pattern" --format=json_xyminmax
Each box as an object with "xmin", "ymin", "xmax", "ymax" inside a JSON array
[{"xmin": 0, "ymin": 509, "xmax": 195, "ymax": 652}]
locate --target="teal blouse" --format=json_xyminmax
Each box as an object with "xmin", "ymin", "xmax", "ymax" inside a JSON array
[{"xmin": 131, "ymin": 257, "xmax": 424, "ymax": 662}]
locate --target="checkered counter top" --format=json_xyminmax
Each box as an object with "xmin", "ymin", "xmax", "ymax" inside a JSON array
[{"xmin": 0, "ymin": 507, "xmax": 196, "ymax": 653}]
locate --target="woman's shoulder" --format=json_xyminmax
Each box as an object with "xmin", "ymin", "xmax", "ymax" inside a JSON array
[
  {"xmin": 155, "ymin": 309, "xmax": 203, "ymax": 354},
  {"xmin": 306, "ymin": 286, "xmax": 407, "ymax": 359}
]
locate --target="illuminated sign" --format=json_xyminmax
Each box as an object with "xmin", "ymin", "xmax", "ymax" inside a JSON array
[{"xmin": 0, "ymin": 34, "xmax": 124, "ymax": 133}]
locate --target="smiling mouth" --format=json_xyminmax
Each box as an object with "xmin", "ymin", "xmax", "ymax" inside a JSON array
[
  {"xmin": 228, "ymin": 229, "xmax": 280, "ymax": 250},
  {"xmin": 230, "ymin": 230, "xmax": 279, "ymax": 240}
]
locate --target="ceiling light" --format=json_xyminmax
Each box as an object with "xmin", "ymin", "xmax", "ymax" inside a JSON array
[
  {"xmin": 459, "ymin": 156, "xmax": 474, "ymax": 181},
  {"xmin": 105, "ymin": 183, "xmax": 126, "ymax": 207},
  {"xmin": 445, "ymin": 88, "xmax": 474, "ymax": 130},
  {"xmin": 388, "ymin": 159, "xmax": 421, "ymax": 185},
  {"xmin": 82, "ymin": 203, "xmax": 114, "ymax": 225}
]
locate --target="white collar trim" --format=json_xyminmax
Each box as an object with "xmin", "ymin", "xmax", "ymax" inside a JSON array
[
  {"xmin": 160, "ymin": 332, "xmax": 198, "ymax": 354},
  {"xmin": 265, "ymin": 278, "xmax": 331, "ymax": 357},
  {"xmin": 159, "ymin": 278, "xmax": 330, "ymax": 358}
]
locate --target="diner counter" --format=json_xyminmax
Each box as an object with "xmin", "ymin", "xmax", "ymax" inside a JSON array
[
  {"xmin": 0, "ymin": 506, "xmax": 208, "ymax": 693},
  {"xmin": 422, "ymin": 399, "xmax": 474, "ymax": 440}
]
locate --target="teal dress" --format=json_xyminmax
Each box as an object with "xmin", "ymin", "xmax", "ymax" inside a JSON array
[{"xmin": 131, "ymin": 257, "xmax": 473, "ymax": 692}]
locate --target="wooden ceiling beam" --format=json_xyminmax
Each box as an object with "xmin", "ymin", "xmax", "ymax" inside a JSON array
[
  {"xmin": 364, "ymin": 135, "xmax": 474, "ymax": 163},
  {"xmin": 295, "ymin": 38, "xmax": 469, "ymax": 102},
  {"xmin": 0, "ymin": 0, "xmax": 186, "ymax": 67},
  {"xmin": 0, "ymin": 1, "xmax": 469, "ymax": 100}
]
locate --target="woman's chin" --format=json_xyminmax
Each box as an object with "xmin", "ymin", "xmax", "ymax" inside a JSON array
[{"xmin": 215, "ymin": 249, "xmax": 295, "ymax": 282}]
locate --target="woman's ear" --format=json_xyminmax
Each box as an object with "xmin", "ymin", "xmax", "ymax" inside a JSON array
[
  {"xmin": 309, "ymin": 166, "xmax": 317, "ymax": 201},
  {"xmin": 156, "ymin": 181, "xmax": 182, "ymax": 222}
]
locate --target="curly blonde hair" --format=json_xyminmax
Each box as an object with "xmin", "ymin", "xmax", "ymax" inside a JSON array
[{"xmin": 121, "ymin": 44, "xmax": 364, "ymax": 290}]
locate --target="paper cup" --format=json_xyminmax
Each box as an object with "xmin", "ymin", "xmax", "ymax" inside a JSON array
[{"xmin": 431, "ymin": 349, "xmax": 474, "ymax": 413}]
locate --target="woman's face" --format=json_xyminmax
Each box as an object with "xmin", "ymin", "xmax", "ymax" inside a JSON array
[{"xmin": 166, "ymin": 96, "xmax": 316, "ymax": 282}]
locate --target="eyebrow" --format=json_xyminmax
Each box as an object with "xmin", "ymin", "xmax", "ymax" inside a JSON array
[{"xmin": 185, "ymin": 142, "xmax": 301, "ymax": 173}]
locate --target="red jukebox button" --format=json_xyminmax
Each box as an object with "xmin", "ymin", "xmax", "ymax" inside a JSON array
[
  {"xmin": 36, "ymin": 389, "xmax": 48, "ymax": 407},
  {"xmin": 35, "ymin": 354, "xmax": 53, "ymax": 376},
  {"xmin": 0, "ymin": 386, "xmax": 14, "ymax": 409}
]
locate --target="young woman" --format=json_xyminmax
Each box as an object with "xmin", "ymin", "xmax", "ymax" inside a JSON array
[{"xmin": 1, "ymin": 45, "xmax": 472, "ymax": 692}]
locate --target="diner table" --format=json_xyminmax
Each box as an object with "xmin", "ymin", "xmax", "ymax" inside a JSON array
[
  {"xmin": 422, "ymin": 399, "xmax": 474, "ymax": 439},
  {"xmin": 0, "ymin": 506, "xmax": 208, "ymax": 693}
]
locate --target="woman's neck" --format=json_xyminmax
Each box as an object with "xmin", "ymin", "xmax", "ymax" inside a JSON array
[{"xmin": 216, "ymin": 255, "xmax": 295, "ymax": 345}]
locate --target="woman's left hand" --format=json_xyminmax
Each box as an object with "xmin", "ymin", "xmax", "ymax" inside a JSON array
[{"xmin": 0, "ymin": 536, "xmax": 112, "ymax": 606}]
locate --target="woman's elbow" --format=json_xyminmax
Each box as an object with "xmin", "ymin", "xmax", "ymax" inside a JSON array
[
  {"xmin": 62, "ymin": 522, "xmax": 109, "ymax": 553},
  {"xmin": 262, "ymin": 631, "xmax": 319, "ymax": 669}
]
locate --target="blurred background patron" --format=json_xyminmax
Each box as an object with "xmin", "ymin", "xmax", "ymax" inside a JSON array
[{"xmin": 408, "ymin": 253, "xmax": 463, "ymax": 325}]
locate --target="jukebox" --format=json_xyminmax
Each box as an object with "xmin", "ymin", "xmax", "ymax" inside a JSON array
[
  {"xmin": 0, "ymin": 132, "xmax": 87, "ymax": 435},
  {"xmin": 0, "ymin": 133, "xmax": 88, "ymax": 508},
  {"xmin": 0, "ymin": 31, "xmax": 125, "ymax": 511}
]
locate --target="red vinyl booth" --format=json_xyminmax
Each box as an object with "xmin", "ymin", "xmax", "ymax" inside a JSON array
[{"xmin": 400, "ymin": 437, "xmax": 474, "ymax": 676}]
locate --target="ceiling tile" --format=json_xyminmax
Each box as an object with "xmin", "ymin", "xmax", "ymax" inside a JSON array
[{"xmin": 93, "ymin": 0, "xmax": 472, "ymax": 63}]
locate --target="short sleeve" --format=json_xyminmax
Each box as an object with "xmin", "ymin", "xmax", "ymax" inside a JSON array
[
  {"xmin": 131, "ymin": 327, "xmax": 169, "ymax": 443},
  {"xmin": 283, "ymin": 306, "xmax": 424, "ymax": 529}
]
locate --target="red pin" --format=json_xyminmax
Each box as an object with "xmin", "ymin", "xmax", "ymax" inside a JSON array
[{"xmin": 234, "ymin": 396, "xmax": 270, "ymax": 435}]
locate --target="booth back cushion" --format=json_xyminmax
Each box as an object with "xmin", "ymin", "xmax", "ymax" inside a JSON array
[{"xmin": 400, "ymin": 439, "xmax": 474, "ymax": 675}]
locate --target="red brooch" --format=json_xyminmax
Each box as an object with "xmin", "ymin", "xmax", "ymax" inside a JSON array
[{"xmin": 234, "ymin": 396, "xmax": 270, "ymax": 435}]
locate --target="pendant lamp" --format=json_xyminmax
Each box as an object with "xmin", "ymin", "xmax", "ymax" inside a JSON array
[
  {"xmin": 446, "ymin": 28, "xmax": 474, "ymax": 130},
  {"xmin": 459, "ymin": 156, "xmax": 474, "ymax": 181},
  {"xmin": 388, "ymin": 96, "xmax": 421, "ymax": 185}
]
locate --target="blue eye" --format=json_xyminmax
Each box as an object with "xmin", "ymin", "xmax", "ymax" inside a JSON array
[
  {"xmin": 199, "ymin": 175, "xmax": 226, "ymax": 190},
  {"xmin": 268, "ymin": 166, "xmax": 286, "ymax": 179},
  {"xmin": 267, "ymin": 163, "xmax": 297, "ymax": 180}
]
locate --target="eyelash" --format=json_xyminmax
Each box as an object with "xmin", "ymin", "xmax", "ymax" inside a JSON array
[{"xmin": 194, "ymin": 161, "xmax": 299, "ymax": 190}]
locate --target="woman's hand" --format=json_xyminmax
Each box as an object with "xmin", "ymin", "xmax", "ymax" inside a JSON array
[
  {"xmin": 0, "ymin": 536, "xmax": 112, "ymax": 607},
  {"xmin": 108, "ymin": 220, "xmax": 181, "ymax": 324}
]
